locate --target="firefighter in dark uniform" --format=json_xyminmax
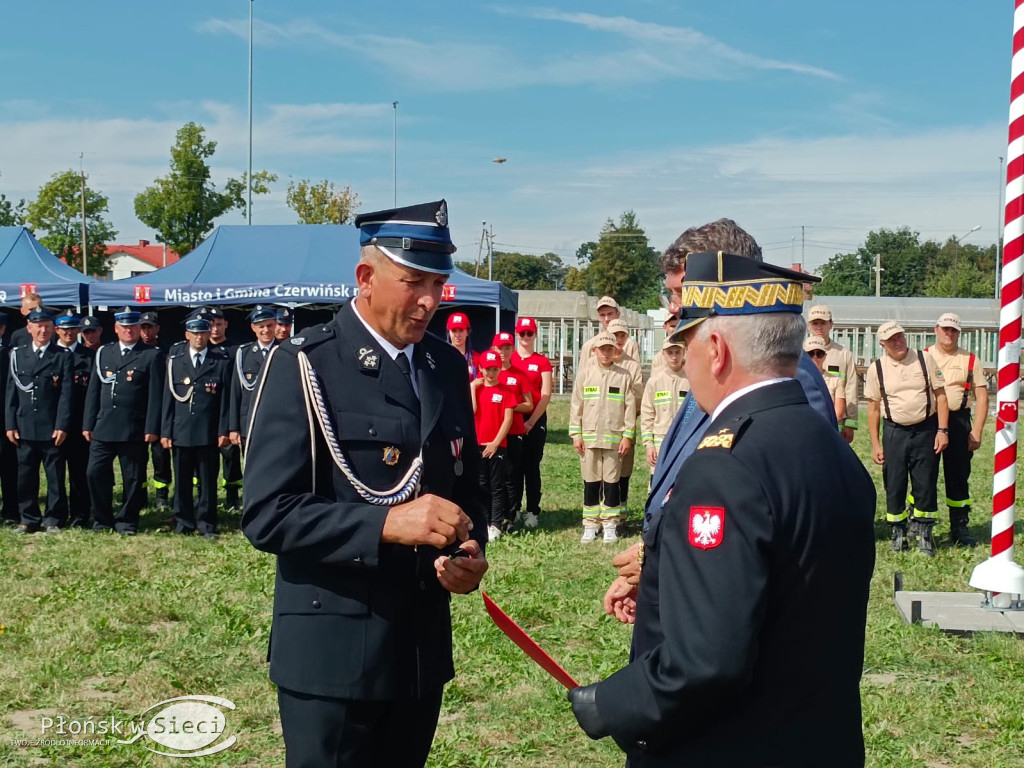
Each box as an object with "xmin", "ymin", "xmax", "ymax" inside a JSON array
[
  {"xmin": 139, "ymin": 311, "xmax": 173, "ymax": 510},
  {"xmin": 865, "ymin": 321, "xmax": 950, "ymax": 556},
  {"xmin": 568, "ymin": 253, "xmax": 877, "ymax": 767},
  {"xmin": 83, "ymin": 307, "xmax": 163, "ymax": 535},
  {"xmin": 274, "ymin": 307, "xmax": 294, "ymax": 342},
  {"xmin": 161, "ymin": 317, "xmax": 231, "ymax": 539},
  {"xmin": 5, "ymin": 308, "xmax": 73, "ymax": 533},
  {"xmin": 54, "ymin": 310, "xmax": 93, "ymax": 528},
  {"xmin": 204, "ymin": 306, "xmax": 242, "ymax": 510},
  {"xmin": 80, "ymin": 315, "xmax": 103, "ymax": 351},
  {"xmin": 0, "ymin": 311, "xmax": 19, "ymax": 526},
  {"xmin": 926, "ymin": 312, "xmax": 988, "ymax": 546},
  {"xmin": 242, "ymin": 200, "xmax": 489, "ymax": 768},
  {"xmin": 228, "ymin": 304, "xmax": 277, "ymax": 449}
]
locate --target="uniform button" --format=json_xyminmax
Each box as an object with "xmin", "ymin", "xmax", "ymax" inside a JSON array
[
  {"xmin": 312, "ymin": 600, "xmax": 321, "ymax": 609},
  {"xmin": 423, "ymin": 441, "xmax": 430, "ymax": 449},
  {"xmin": 368, "ymin": 428, "xmax": 376, "ymax": 436}
]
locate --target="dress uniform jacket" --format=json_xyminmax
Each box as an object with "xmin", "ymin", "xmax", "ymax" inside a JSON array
[
  {"xmin": 228, "ymin": 341, "xmax": 275, "ymax": 437},
  {"xmin": 5, "ymin": 344, "xmax": 73, "ymax": 439},
  {"xmin": 640, "ymin": 369, "xmax": 689, "ymax": 448},
  {"xmin": 161, "ymin": 346, "xmax": 231, "ymax": 446},
  {"xmin": 569, "ymin": 361, "xmax": 638, "ymax": 446},
  {"xmin": 63, "ymin": 344, "xmax": 93, "ymax": 433},
  {"xmin": 241, "ymin": 303, "xmax": 489, "ymax": 701},
  {"xmin": 594, "ymin": 381, "xmax": 876, "ymax": 767},
  {"xmin": 83, "ymin": 342, "xmax": 163, "ymax": 440},
  {"xmin": 824, "ymin": 340, "xmax": 859, "ymax": 429}
]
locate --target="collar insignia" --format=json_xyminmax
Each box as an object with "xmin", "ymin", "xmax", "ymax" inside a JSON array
[
  {"xmin": 697, "ymin": 428, "xmax": 735, "ymax": 450},
  {"xmin": 425, "ymin": 351, "xmax": 436, "ymax": 370},
  {"xmin": 290, "ymin": 337, "xmax": 304, "ymax": 345}
]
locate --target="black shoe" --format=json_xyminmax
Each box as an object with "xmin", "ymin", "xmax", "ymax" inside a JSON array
[
  {"xmin": 174, "ymin": 525, "xmax": 195, "ymax": 536},
  {"xmin": 916, "ymin": 522, "xmax": 936, "ymax": 558},
  {"xmin": 225, "ymin": 487, "xmax": 241, "ymax": 511},
  {"xmin": 890, "ymin": 523, "xmax": 908, "ymax": 552},
  {"xmin": 15, "ymin": 524, "xmax": 33, "ymax": 535},
  {"xmin": 202, "ymin": 531, "xmax": 220, "ymax": 541},
  {"xmin": 118, "ymin": 529, "xmax": 137, "ymax": 537},
  {"xmin": 155, "ymin": 489, "xmax": 170, "ymax": 511}
]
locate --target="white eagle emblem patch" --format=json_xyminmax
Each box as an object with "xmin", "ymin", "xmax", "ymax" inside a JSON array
[{"xmin": 689, "ymin": 507, "xmax": 724, "ymax": 550}]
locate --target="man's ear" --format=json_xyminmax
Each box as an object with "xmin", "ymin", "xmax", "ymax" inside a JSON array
[
  {"xmin": 707, "ymin": 330, "xmax": 728, "ymax": 378},
  {"xmin": 355, "ymin": 261, "xmax": 375, "ymax": 295}
]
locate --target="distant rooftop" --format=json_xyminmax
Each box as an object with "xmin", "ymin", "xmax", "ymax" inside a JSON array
[{"xmin": 807, "ymin": 296, "xmax": 999, "ymax": 330}]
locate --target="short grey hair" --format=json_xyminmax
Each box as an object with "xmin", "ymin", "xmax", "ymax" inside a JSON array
[{"xmin": 695, "ymin": 312, "xmax": 805, "ymax": 378}]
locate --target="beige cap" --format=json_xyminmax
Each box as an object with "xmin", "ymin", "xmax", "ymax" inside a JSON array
[
  {"xmin": 936, "ymin": 312, "xmax": 961, "ymax": 331},
  {"xmin": 808, "ymin": 305, "xmax": 832, "ymax": 322},
  {"xmin": 662, "ymin": 338, "xmax": 685, "ymax": 350},
  {"xmin": 591, "ymin": 330, "xmax": 618, "ymax": 348},
  {"xmin": 596, "ymin": 296, "xmax": 619, "ymax": 310},
  {"xmin": 803, "ymin": 336, "xmax": 827, "ymax": 353},
  {"xmin": 877, "ymin": 321, "xmax": 905, "ymax": 341},
  {"xmin": 606, "ymin": 318, "xmax": 629, "ymax": 335}
]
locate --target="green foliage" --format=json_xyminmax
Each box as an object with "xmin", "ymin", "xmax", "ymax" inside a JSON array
[
  {"xmin": 490, "ymin": 251, "xmax": 568, "ymax": 290},
  {"xmin": 0, "ymin": 193, "xmax": 27, "ymax": 227},
  {"xmin": 25, "ymin": 170, "xmax": 117, "ymax": 274},
  {"xmin": 285, "ymin": 178, "xmax": 360, "ymax": 225},
  {"xmin": 134, "ymin": 122, "xmax": 277, "ymax": 256},
  {"xmin": 572, "ymin": 212, "xmax": 660, "ymax": 309}
]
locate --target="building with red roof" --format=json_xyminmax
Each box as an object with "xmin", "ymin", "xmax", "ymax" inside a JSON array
[{"xmin": 104, "ymin": 239, "xmax": 179, "ymax": 280}]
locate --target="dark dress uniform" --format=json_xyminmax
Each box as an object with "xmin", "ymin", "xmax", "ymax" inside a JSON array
[
  {"xmin": 242, "ymin": 303, "xmax": 488, "ymax": 768},
  {"xmin": 145, "ymin": 334, "xmax": 173, "ymax": 510},
  {"xmin": 83, "ymin": 341, "xmax": 163, "ymax": 533},
  {"xmin": 0, "ymin": 337, "xmax": 19, "ymax": 524},
  {"xmin": 61, "ymin": 342, "xmax": 93, "ymax": 527},
  {"xmin": 210, "ymin": 337, "xmax": 243, "ymax": 507},
  {"xmin": 6, "ymin": 343, "xmax": 73, "ymax": 529},
  {"xmin": 581, "ymin": 382, "xmax": 876, "ymax": 767},
  {"xmin": 228, "ymin": 340, "xmax": 276, "ymax": 443},
  {"xmin": 162, "ymin": 344, "xmax": 231, "ymax": 535}
]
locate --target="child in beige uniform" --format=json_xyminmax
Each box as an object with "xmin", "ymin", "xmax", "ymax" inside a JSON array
[
  {"xmin": 804, "ymin": 336, "xmax": 846, "ymax": 426},
  {"xmin": 641, "ymin": 339, "xmax": 689, "ymax": 471}
]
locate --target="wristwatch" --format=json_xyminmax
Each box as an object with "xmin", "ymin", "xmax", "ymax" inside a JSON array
[{"xmin": 937, "ymin": 427, "xmax": 949, "ymax": 434}]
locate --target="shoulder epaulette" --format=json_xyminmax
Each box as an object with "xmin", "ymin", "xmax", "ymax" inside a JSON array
[
  {"xmin": 275, "ymin": 325, "xmax": 335, "ymax": 356},
  {"xmin": 697, "ymin": 414, "xmax": 753, "ymax": 451}
]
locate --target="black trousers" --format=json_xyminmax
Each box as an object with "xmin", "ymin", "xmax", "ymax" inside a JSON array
[
  {"xmin": 150, "ymin": 441, "xmax": 172, "ymax": 493},
  {"xmin": 882, "ymin": 415, "xmax": 939, "ymax": 523},
  {"xmin": 63, "ymin": 433, "xmax": 90, "ymax": 527},
  {"xmin": 17, "ymin": 439, "xmax": 67, "ymax": 528},
  {"xmin": 478, "ymin": 446, "xmax": 507, "ymax": 527},
  {"xmin": 940, "ymin": 409, "xmax": 974, "ymax": 509},
  {"xmin": 87, "ymin": 440, "xmax": 147, "ymax": 532},
  {"xmin": 277, "ymin": 686, "xmax": 443, "ymax": 768},
  {"xmin": 173, "ymin": 445, "xmax": 220, "ymax": 534},
  {"xmin": 504, "ymin": 433, "xmax": 524, "ymax": 518},
  {"xmin": 220, "ymin": 442, "xmax": 242, "ymax": 491},
  {"xmin": 520, "ymin": 412, "xmax": 547, "ymax": 514},
  {"xmin": 0, "ymin": 433, "xmax": 19, "ymax": 523}
]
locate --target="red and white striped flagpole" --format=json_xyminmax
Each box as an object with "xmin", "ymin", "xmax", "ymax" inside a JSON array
[{"xmin": 970, "ymin": 0, "xmax": 1024, "ymax": 605}]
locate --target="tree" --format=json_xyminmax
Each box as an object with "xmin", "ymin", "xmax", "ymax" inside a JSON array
[
  {"xmin": 816, "ymin": 251, "xmax": 873, "ymax": 296},
  {"xmin": 285, "ymin": 179, "xmax": 360, "ymax": 224},
  {"xmin": 134, "ymin": 122, "xmax": 277, "ymax": 256},
  {"xmin": 0, "ymin": 193, "xmax": 26, "ymax": 227},
  {"xmin": 816, "ymin": 227, "xmax": 930, "ymax": 297},
  {"xmin": 576, "ymin": 211, "xmax": 660, "ymax": 309},
  {"xmin": 924, "ymin": 240, "xmax": 995, "ymax": 298},
  {"xmin": 25, "ymin": 170, "xmax": 117, "ymax": 274}
]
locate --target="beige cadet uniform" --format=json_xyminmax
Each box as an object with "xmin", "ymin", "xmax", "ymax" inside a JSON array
[
  {"xmin": 824, "ymin": 341, "xmax": 858, "ymax": 431},
  {"xmin": 926, "ymin": 345, "xmax": 985, "ymax": 513},
  {"xmin": 650, "ymin": 349, "xmax": 666, "ymax": 373},
  {"xmin": 864, "ymin": 348, "xmax": 944, "ymax": 524},
  {"xmin": 613, "ymin": 347, "xmax": 643, "ymax": 521},
  {"xmin": 579, "ymin": 333, "xmax": 640, "ymax": 371},
  {"xmin": 640, "ymin": 368, "xmax": 689, "ymax": 471},
  {"xmin": 569, "ymin": 361, "xmax": 637, "ymax": 527},
  {"xmin": 823, "ymin": 371, "xmax": 844, "ymax": 412}
]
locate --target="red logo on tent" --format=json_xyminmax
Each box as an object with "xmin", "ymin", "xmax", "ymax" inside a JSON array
[
  {"xmin": 19, "ymin": 283, "xmax": 37, "ymax": 297},
  {"xmin": 442, "ymin": 285, "xmax": 456, "ymax": 301},
  {"xmin": 134, "ymin": 285, "xmax": 152, "ymax": 303}
]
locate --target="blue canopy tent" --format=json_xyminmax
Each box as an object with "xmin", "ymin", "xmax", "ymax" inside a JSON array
[{"xmin": 0, "ymin": 226, "xmax": 93, "ymax": 308}]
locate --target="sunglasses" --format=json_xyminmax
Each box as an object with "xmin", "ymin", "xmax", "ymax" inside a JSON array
[
  {"xmin": 517, "ymin": 330, "xmax": 535, "ymax": 337},
  {"xmin": 807, "ymin": 350, "xmax": 826, "ymax": 358}
]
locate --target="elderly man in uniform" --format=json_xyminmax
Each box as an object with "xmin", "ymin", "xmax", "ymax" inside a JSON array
[
  {"xmin": 569, "ymin": 252, "xmax": 876, "ymax": 767},
  {"xmin": 926, "ymin": 312, "xmax": 987, "ymax": 546},
  {"xmin": 0, "ymin": 311, "xmax": 18, "ymax": 526},
  {"xmin": 274, "ymin": 307, "xmax": 294, "ymax": 342},
  {"xmin": 602, "ymin": 219, "xmax": 838, "ymax": 623},
  {"xmin": 161, "ymin": 316, "xmax": 231, "ymax": 540},
  {"xmin": 865, "ymin": 321, "xmax": 949, "ymax": 556},
  {"xmin": 5, "ymin": 308, "xmax": 73, "ymax": 533},
  {"xmin": 54, "ymin": 310, "xmax": 93, "ymax": 528},
  {"xmin": 228, "ymin": 304, "xmax": 278, "ymax": 448},
  {"xmin": 242, "ymin": 200, "xmax": 489, "ymax": 768},
  {"xmin": 83, "ymin": 307, "xmax": 164, "ymax": 535},
  {"xmin": 807, "ymin": 304, "xmax": 859, "ymax": 442}
]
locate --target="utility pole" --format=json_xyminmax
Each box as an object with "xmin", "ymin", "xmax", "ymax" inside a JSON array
[
  {"xmin": 79, "ymin": 155, "xmax": 88, "ymax": 277},
  {"xmin": 474, "ymin": 221, "xmax": 487, "ymax": 277},
  {"xmin": 392, "ymin": 101, "xmax": 398, "ymax": 207},
  {"xmin": 801, "ymin": 225, "xmax": 805, "ymax": 267},
  {"xmin": 488, "ymin": 223, "xmax": 494, "ymax": 281},
  {"xmin": 247, "ymin": 0, "xmax": 254, "ymax": 224},
  {"xmin": 875, "ymin": 253, "xmax": 882, "ymax": 298}
]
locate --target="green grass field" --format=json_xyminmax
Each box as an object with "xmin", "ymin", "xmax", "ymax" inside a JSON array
[{"xmin": 1, "ymin": 399, "xmax": 1023, "ymax": 767}]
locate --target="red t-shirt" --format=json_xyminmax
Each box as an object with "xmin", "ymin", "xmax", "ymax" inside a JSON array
[
  {"xmin": 498, "ymin": 366, "xmax": 530, "ymax": 436},
  {"xmin": 475, "ymin": 383, "xmax": 513, "ymax": 447},
  {"xmin": 512, "ymin": 350, "xmax": 552, "ymax": 414}
]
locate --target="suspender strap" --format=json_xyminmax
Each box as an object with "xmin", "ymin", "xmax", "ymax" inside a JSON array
[
  {"xmin": 962, "ymin": 353, "xmax": 975, "ymax": 410},
  {"xmin": 917, "ymin": 350, "xmax": 931, "ymax": 417},
  {"xmin": 875, "ymin": 358, "xmax": 892, "ymax": 422}
]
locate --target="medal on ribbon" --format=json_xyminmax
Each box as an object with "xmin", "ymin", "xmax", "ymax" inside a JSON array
[{"xmin": 451, "ymin": 437, "xmax": 464, "ymax": 477}]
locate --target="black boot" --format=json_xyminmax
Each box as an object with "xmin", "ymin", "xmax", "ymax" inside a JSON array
[
  {"xmin": 155, "ymin": 487, "xmax": 170, "ymax": 511},
  {"xmin": 890, "ymin": 522, "xmax": 908, "ymax": 552},
  {"xmin": 916, "ymin": 519, "xmax": 936, "ymax": 558},
  {"xmin": 950, "ymin": 508, "xmax": 978, "ymax": 547},
  {"xmin": 225, "ymin": 485, "xmax": 241, "ymax": 511}
]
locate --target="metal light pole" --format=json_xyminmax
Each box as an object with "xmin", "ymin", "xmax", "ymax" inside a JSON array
[
  {"xmin": 392, "ymin": 101, "xmax": 398, "ymax": 207},
  {"xmin": 247, "ymin": 0, "xmax": 253, "ymax": 225},
  {"xmin": 952, "ymin": 224, "xmax": 981, "ymax": 298}
]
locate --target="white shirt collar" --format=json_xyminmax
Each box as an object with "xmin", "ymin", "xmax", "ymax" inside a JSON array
[
  {"xmin": 119, "ymin": 343, "xmax": 135, "ymax": 354},
  {"xmin": 711, "ymin": 378, "xmax": 791, "ymax": 422},
  {"xmin": 57, "ymin": 341, "xmax": 77, "ymax": 351},
  {"xmin": 351, "ymin": 301, "xmax": 414, "ymax": 368},
  {"xmin": 32, "ymin": 342, "xmax": 50, "ymax": 355}
]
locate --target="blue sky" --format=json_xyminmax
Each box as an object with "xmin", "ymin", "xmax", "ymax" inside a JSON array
[{"xmin": 0, "ymin": 1, "xmax": 1013, "ymax": 271}]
